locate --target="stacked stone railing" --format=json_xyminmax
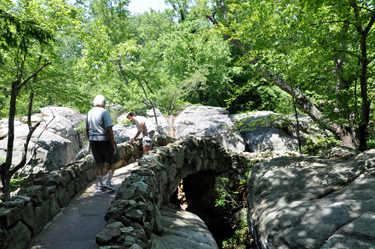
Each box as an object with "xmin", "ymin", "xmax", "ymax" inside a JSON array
[
  {"xmin": 0, "ymin": 135, "xmax": 247, "ymax": 249},
  {"xmin": 96, "ymin": 136, "xmax": 249, "ymax": 248},
  {"xmin": 0, "ymin": 136, "xmax": 176, "ymax": 249}
]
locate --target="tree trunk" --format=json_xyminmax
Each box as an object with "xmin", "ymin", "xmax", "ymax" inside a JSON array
[
  {"xmin": 358, "ymin": 34, "xmax": 370, "ymax": 151},
  {"xmin": 261, "ymin": 66, "xmax": 356, "ymax": 147},
  {"xmin": 354, "ymin": 3, "xmax": 375, "ymax": 150},
  {"xmin": 1, "ymin": 81, "xmax": 19, "ymax": 200},
  {"xmin": 1, "ymin": 61, "xmax": 51, "ymax": 201}
]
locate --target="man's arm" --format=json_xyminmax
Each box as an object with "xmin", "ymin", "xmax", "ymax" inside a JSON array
[
  {"xmin": 141, "ymin": 122, "xmax": 146, "ymax": 135},
  {"xmin": 86, "ymin": 129, "xmax": 90, "ymax": 140},
  {"xmin": 105, "ymin": 126, "xmax": 116, "ymax": 155},
  {"xmin": 131, "ymin": 131, "xmax": 142, "ymax": 142}
]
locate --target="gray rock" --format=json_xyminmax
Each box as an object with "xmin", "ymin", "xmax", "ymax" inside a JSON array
[
  {"xmin": 234, "ymin": 111, "xmax": 337, "ymax": 154},
  {"xmin": 40, "ymin": 107, "xmax": 85, "ymax": 127},
  {"xmin": 0, "ymin": 207, "xmax": 20, "ymax": 228},
  {"xmin": 146, "ymin": 109, "xmax": 169, "ymax": 136},
  {"xmin": 0, "ymin": 124, "xmax": 74, "ymax": 173},
  {"xmin": 153, "ymin": 205, "xmax": 164, "ymax": 234},
  {"xmin": 113, "ymin": 124, "xmax": 135, "ymax": 143},
  {"xmin": 130, "ymin": 244, "xmax": 143, "ymax": 249},
  {"xmin": 232, "ymin": 111, "xmax": 276, "ymax": 123},
  {"xmin": 246, "ymin": 149, "xmax": 375, "ymax": 249},
  {"xmin": 34, "ymin": 201, "xmax": 50, "ymax": 234},
  {"xmin": 322, "ymin": 212, "xmax": 375, "ymax": 249},
  {"xmin": 49, "ymin": 194, "xmax": 61, "ymax": 218},
  {"xmin": 317, "ymin": 145, "xmax": 357, "ymax": 159},
  {"xmin": 6, "ymin": 221, "xmax": 31, "ymax": 249},
  {"xmin": 97, "ymin": 227, "xmax": 122, "ymax": 245},
  {"xmin": 233, "ymin": 112, "xmax": 300, "ymax": 153},
  {"xmin": 0, "ymin": 118, "xmax": 22, "ymax": 140},
  {"xmin": 122, "ymin": 236, "xmax": 136, "ymax": 247},
  {"xmin": 37, "ymin": 115, "xmax": 84, "ymax": 155},
  {"xmin": 150, "ymin": 205, "xmax": 218, "ymax": 249},
  {"xmin": 74, "ymin": 143, "xmax": 90, "ymax": 161},
  {"xmin": 20, "ymin": 202, "xmax": 35, "ymax": 235},
  {"xmin": 107, "ymin": 222, "xmax": 125, "ymax": 229},
  {"xmin": 0, "ymin": 229, "xmax": 7, "ymax": 249},
  {"xmin": 174, "ymin": 106, "xmax": 245, "ymax": 152},
  {"xmin": 242, "ymin": 127, "xmax": 299, "ymax": 153},
  {"xmin": 38, "ymin": 107, "xmax": 87, "ymax": 158}
]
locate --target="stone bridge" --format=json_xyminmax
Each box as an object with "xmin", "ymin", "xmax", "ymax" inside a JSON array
[
  {"xmin": 96, "ymin": 135, "xmax": 249, "ymax": 248},
  {"xmin": 0, "ymin": 135, "xmax": 248, "ymax": 249}
]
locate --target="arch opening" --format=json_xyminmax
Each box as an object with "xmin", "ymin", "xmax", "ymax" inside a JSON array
[{"xmin": 170, "ymin": 171, "xmax": 250, "ymax": 248}]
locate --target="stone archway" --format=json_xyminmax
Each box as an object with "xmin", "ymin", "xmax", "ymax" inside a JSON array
[{"xmin": 99, "ymin": 136, "xmax": 249, "ymax": 247}]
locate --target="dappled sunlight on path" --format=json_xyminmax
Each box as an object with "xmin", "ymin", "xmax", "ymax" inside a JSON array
[{"xmin": 28, "ymin": 163, "xmax": 136, "ymax": 249}]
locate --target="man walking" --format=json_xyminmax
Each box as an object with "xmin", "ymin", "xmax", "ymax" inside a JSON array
[
  {"xmin": 127, "ymin": 112, "xmax": 155, "ymax": 155},
  {"xmin": 86, "ymin": 95, "xmax": 119, "ymax": 193}
]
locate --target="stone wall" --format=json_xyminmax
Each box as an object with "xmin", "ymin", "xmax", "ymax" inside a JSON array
[
  {"xmin": 0, "ymin": 157, "xmax": 104, "ymax": 249},
  {"xmin": 0, "ymin": 135, "xmax": 246, "ymax": 249},
  {"xmin": 0, "ymin": 137, "xmax": 176, "ymax": 249},
  {"xmin": 96, "ymin": 136, "xmax": 249, "ymax": 248}
]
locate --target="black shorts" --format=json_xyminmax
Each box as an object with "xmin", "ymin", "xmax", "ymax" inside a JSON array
[{"xmin": 89, "ymin": 141, "xmax": 120, "ymax": 164}]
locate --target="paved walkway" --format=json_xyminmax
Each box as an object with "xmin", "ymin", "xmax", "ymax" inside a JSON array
[{"xmin": 28, "ymin": 163, "xmax": 136, "ymax": 249}]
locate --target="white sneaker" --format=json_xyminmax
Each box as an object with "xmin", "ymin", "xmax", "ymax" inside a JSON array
[
  {"xmin": 97, "ymin": 186, "xmax": 104, "ymax": 193},
  {"xmin": 103, "ymin": 181, "xmax": 115, "ymax": 191}
]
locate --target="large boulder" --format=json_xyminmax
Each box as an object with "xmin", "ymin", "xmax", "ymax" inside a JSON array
[
  {"xmin": 150, "ymin": 205, "xmax": 218, "ymax": 249},
  {"xmin": 28, "ymin": 115, "xmax": 84, "ymax": 156},
  {"xmin": 233, "ymin": 111, "xmax": 333, "ymax": 153},
  {"xmin": 39, "ymin": 107, "xmax": 85, "ymax": 127},
  {"xmin": 242, "ymin": 127, "xmax": 300, "ymax": 153},
  {"xmin": 1, "ymin": 107, "xmax": 86, "ymax": 173},
  {"xmin": 112, "ymin": 124, "xmax": 135, "ymax": 144},
  {"xmin": 0, "ymin": 118, "xmax": 22, "ymax": 137},
  {"xmin": 246, "ymin": 149, "xmax": 375, "ymax": 249},
  {"xmin": 174, "ymin": 105, "xmax": 245, "ymax": 152},
  {"xmin": 113, "ymin": 107, "xmax": 335, "ymax": 154},
  {"xmin": 146, "ymin": 109, "xmax": 169, "ymax": 136},
  {"xmin": 233, "ymin": 112, "xmax": 301, "ymax": 153},
  {"xmin": 38, "ymin": 107, "xmax": 86, "ymax": 154},
  {"xmin": 0, "ymin": 124, "xmax": 74, "ymax": 174}
]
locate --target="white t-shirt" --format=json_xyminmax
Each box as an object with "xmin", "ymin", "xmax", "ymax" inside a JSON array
[{"xmin": 135, "ymin": 116, "xmax": 155, "ymax": 134}]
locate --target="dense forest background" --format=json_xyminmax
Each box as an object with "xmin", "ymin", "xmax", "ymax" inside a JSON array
[{"xmin": 1, "ymin": 0, "xmax": 375, "ymax": 151}]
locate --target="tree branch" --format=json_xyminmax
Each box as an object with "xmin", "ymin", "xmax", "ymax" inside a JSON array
[
  {"xmin": 332, "ymin": 49, "xmax": 361, "ymax": 60},
  {"xmin": 17, "ymin": 61, "xmax": 52, "ymax": 91},
  {"xmin": 10, "ymin": 121, "xmax": 40, "ymax": 175},
  {"xmin": 20, "ymin": 109, "xmax": 56, "ymax": 175},
  {"xmin": 121, "ymin": 68, "xmax": 161, "ymax": 134},
  {"xmin": 205, "ymin": 10, "xmax": 243, "ymax": 51},
  {"xmin": 364, "ymin": 12, "xmax": 375, "ymax": 35},
  {"xmin": 309, "ymin": 20, "xmax": 353, "ymax": 26}
]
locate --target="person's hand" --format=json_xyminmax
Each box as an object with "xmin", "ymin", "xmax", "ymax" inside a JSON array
[
  {"xmin": 130, "ymin": 137, "xmax": 135, "ymax": 142},
  {"xmin": 111, "ymin": 144, "xmax": 116, "ymax": 155}
]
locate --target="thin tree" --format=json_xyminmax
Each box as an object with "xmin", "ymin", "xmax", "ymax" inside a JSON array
[{"xmin": 0, "ymin": 10, "xmax": 54, "ymax": 201}]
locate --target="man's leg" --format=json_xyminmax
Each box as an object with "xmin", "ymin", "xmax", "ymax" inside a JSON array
[
  {"xmin": 143, "ymin": 146, "xmax": 151, "ymax": 155},
  {"xmin": 96, "ymin": 163, "xmax": 105, "ymax": 192},
  {"xmin": 90, "ymin": 141, "xmax": 106, "ymax": 193},
  {"xmin": 103, "ymin": 143, "xmax": 118, "ymax": 191},
  {"xmin": 142, "ymin": 131, "xmax": 154, "ymax": 155},
  {"xmin": 103, "ymin": 163, "xmax": 115, "ymax": 191},
  {"xmin": 106, "ymin": 163, "xmax": 115, "ymax": 184}
]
